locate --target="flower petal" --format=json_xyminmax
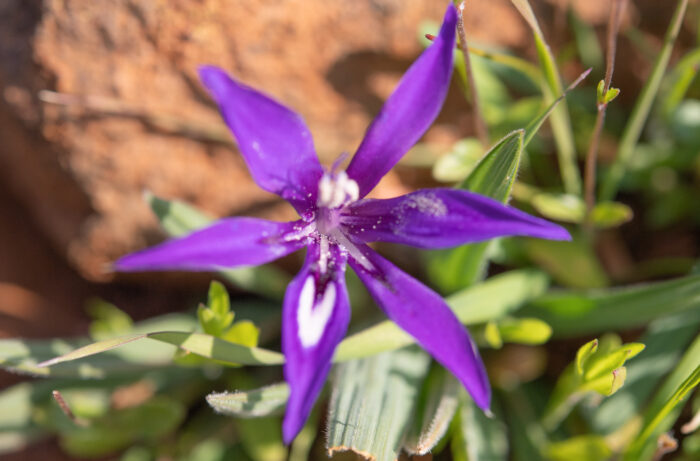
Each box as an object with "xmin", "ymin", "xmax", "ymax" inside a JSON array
[
  {"xmin": 115, "ymin": 218, "xmax": 310, "ymax": 271},
  {"xmin": 198, "ymin": 66, "xmax": 323, "ymax": 217},
  {"xmin": 348, "ymin": 245, "xmax": 490, "ymax": 410},
  {"xmin": 342, "ymin": 188, "xmax": 571, "ymax": 248},
  {"xmin": 345, "ymin": 4, "xmax": 457, "ymax": 197},
  {"xmin": 282, "ymin": 242, "xmax": 350, "ymax": 443}
]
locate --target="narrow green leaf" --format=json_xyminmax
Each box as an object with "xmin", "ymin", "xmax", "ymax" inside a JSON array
[
  {"xmin": 547, "ymin": 435, "xmax": 612, "ymax": 461},
  {"xmin": 521, "ymin": 272, "xmax": 700, "ymax": 337},
  {"xmin": 36, "ymin": 335, "xmax": 146, "ymax": 368},
  {"xmin": 147, "ymin": 332, "xmax": 284, "ymax": 366},
  {"xmin": 206, "ymin": 383, "xmax": 289, "ymax": 418},
  {"xmin": 404, "ymin": 367, "xmax": 460, "ymax": 455},
  {"xmin": 327, "ymin": 347, "xmax": 431, "ymax": 461},
  {"xmin": 145, "ymin": 193, "xmax": 290, "ymax": 299},
  {"xmin": 460, "ymin": 130, "xmax": 524, "ymax": 199},
  {"xmin": 601, "ymin": 0, "xmax": 690, "ymax": 200},
  {"xmin": 576, "ymin": 339, "xmax": 598, "ymax": 376}
]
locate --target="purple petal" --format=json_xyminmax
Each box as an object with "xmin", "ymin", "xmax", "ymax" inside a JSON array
[
  {"xmin": 115, "ymin": 218, "xmax": 310, "ymax": 271},
  {"xmin": 198, "ymin": 66, "xmax": 323, "ymax": 217},
  {"xmin": 345, "ymin": 4, "xmax": 457, "ymax": 197},
  {"xmin": 282, "ymin": 242, "xmax": 350, "ymax": 443},
  {"xmin": 348, "ymin": 245, "xmax": 490, "ymax": 410},
  {"xmin": 342, "ymin": 188, "xmax": 571, "ymax": 248}
]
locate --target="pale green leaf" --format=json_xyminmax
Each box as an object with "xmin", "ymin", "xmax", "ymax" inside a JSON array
[
  {"xmin": 327, "ymin": 347, "xmax": 431, "ymax": 461},
  {"xmin": 206, "ymin": 383, "xmax": 289, "ymax": 418},
  {"xmin": 497, "ymin": 318, "xmax": 552, "ymax": 345}
]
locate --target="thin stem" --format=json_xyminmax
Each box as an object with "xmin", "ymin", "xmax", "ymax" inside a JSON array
[
  {"xmin": 584, "ymin": 0, "xmax": 627, "ymax": 227},
  {"xmin": 600, "ymin": 0, "xmax": 689, "ymax": 201},
  {"xmin": 457, "ymin": 1, "xmax": 489, "ymax": 147},
  {"xmin": 52, "ymin": 390, "xmax": 89, "ymax": 427}
]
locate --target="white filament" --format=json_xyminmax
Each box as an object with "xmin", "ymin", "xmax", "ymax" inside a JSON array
[{"xmin": 297, "ymin": 276, "xmax": 336, "ymax": 348}]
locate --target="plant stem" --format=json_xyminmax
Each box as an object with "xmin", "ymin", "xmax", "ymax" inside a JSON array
[
  {"xmin": 457, "ymin": 1, "xmax": 489, "ymax": 147},
  {"xmin": 584, "ymin": 0, "xmax": 627, "ymax": 228},
  {"xmin": 599, "ymin": 0, "xmax": 689, "ymax": 201}
]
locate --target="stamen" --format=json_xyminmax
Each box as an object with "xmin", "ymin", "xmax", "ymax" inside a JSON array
[{"xmin": 317, "ymin": 171, "xmax": 360, "ymax": 209}]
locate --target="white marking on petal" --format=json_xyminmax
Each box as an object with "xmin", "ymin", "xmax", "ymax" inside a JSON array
[{"xmin": 297, "ymin": 277, "xmax": 336, "ymax": 348}]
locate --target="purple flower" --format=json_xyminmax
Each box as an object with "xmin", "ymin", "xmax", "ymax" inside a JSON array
[{"xmin": 116, "ymin": 4, "xmax": 569, "ymax": 443}]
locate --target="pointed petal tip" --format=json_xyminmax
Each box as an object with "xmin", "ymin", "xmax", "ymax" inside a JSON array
[
  {"xmin": 282, "ymin": 410, "xmax": 303, "ymax": 445},
  {"xmin": 442, "ymin": 2, "xmax": 459, "ymax": 33}
]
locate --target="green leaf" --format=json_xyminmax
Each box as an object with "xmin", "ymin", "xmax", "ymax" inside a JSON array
[
  {"xmin": 589, "ymin": 310, "xmax": 700, "ymax": 434},
  {"xmin": 546, "ymin": 435, "xmax": 612, "ymax": 461},
  {"xmin": 591, "ymin": 201, "xmax": 633, "ymax": 228},
  {"xmin": 452, "ymin": 390, "xmax": 508, "ymax": 461},
  {"xmin": 460, "ymin": 130, "xmax": 524, "ymax": 199},
  {"xmin": 87, "ymin": 299, "xmax": 134, "ymax": 340},
  {"xmin": 521, "ymin": 272, "xmax": 700, "ymax": 337},
  {"xmin": 543, "ymin": 336, "xmax": 645, "ymax": 429},
  {"xmin": 530, "ymin": 193, "xmax": 585, "ymax": 223},
  {"xmin": 497, "ymin": 318, "xmax": 552, "ymax": 345},
  {"xmin": 334, "ymin": 269, "xmax": 549, "ymax": 361},
  {"xmin": 198, "ymin": 281, "xmax": 234, "ymax": 337},
  {"xmin": 327, "ymin": 347, "xmax": 431, "ymax": 461},
  {"xmin": 145, "ymin": 193, "xmax": 290, "ymax": 299},
  {"xmin": 404, "ymin": 367, "xmax": 460, "ymax": 455},
  {"xmin": 206, "ymin": 383, "xmax": 289, "ymax": 418}
]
